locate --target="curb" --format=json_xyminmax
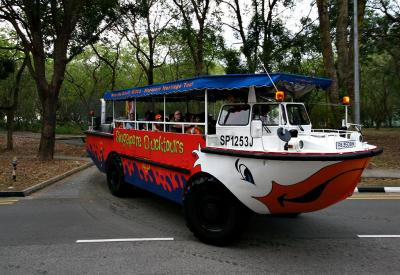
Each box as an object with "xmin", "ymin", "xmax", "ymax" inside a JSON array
[
  {"xmin": 354, "ymin": 187, "xmax": 400, "ymax": 193},
  {"xmin": 0, "ymin": 162, "xmax": 94, "ymax": 197}
]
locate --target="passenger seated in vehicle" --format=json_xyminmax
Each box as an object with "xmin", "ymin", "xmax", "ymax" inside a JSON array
[
  {"xmin": 186, "ymin": 115, "xmax": 203, "ymax": 134},
  {"xmin": 170, "ymin": 110, "xmax": 186, "ymax": 133},
  {"xmin": 255, "ymin": 105, "xmax": 279, "ymax": 126},
  {"xmin": 152, "ymin": 114, "xmax": 163, "ymax": 132},
  {"xmin": 126, "ymin": 112, "xmax": 135, "ymax": 129},
  {"xmin": 259, "ymin": 105, "xmax": 271, "ymax": 125},
  {"xmin": 115, "ymin": 121, "xmax": 124, "ymax": 128},
  {"xmin": 140, "ymin": 110, "xmax": 154, "ymax": 130}
]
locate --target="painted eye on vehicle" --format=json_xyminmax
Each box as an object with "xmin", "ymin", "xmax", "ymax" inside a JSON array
[{"xmin": 235, "ymin": 159, "xmax": 255, "ymax": 185}]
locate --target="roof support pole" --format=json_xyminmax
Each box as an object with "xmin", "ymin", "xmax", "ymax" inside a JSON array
[
  {"xmin": 100, "ymin": 98, "xmax": 106, "ymax": 124},
  {"xmin": 112, "ymin": 102, "xmax": 115, "ymax": 120},
  {"xmin": 163, "ymin": 95, "xmax": 166, "ymax": 132},
  {"xmin": 134, "ymin": 98, "xmax": 137, "ymax": 130},
  {"xmin": 205, "ymin": 89, "xmax": 208, "ymax": 136}
]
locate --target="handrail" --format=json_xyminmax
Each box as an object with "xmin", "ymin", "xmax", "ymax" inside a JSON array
[
  {"xmin": 311, "ymin": 129, "xmax": 357, "ymax": 134},
  {"xmin": 114, "ymin": 119, "xmax": 206, "ymax": 134},
  {"xmin": 309, "ymin": 129, "xmax": 359, "ymax": 140}
]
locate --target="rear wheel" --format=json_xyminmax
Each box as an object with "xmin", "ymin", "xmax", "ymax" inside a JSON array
[
  {"xmin": 183, "ymin": 176, "xmax": 249, "ymax": 246},
  {"xmin": 106, "ymin": 155, "xmax": 129, "ymax": 197}
]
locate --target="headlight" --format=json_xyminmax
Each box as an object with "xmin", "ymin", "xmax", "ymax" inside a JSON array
[{"xmin": 288, "ymin": 139, "xmax": 304, "ymax": 152}]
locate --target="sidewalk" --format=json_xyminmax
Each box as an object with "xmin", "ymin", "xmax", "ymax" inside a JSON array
[
  {"xmin": 0, "ymin": 131, "xmax": 84, "ymax": 140},
  {"xmin": 362, "ymin": 169, "xmax": 400, "ymax": 179}
]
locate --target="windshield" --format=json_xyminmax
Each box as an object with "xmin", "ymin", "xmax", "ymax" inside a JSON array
[
  {"xmin": 286, "ymin": 104, "xmax": 310, "ymax": 125},
  {"xmin": 219, "ymin": 104, "xmax": 250, "ymax": 126},
  {"xmin": 252, "ymin": 104, "xmax": 280, "ymax": 126}
]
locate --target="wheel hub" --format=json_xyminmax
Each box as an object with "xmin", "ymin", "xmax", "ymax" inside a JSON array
[{"xmin": 202, "ymin": 202, "xmax": 219, "ymax": 223}]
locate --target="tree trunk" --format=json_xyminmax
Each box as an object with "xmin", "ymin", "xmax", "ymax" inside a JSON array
[
  {"xmin": 6, "ymin": 109, "xmax": 14, "ymax": 150},
  {"xmin": 375, "ymin": 120, "xmax": 381, "ymax": 130},
  {"xmin": 194, "ymin": 58, "xmax": 204, "ymax": 76},
  {"xmin": 38, "ymin": 91, "xmax": 58, "ymax": 160},
  {"xmin": 195, "ymin": 32, "xmax": 204, "ymax": 76},
  {"xmin": 336, "ymin": 0, "xmax": 349, "ymax": 93},
  {"xmin": 5, "ymin": 58, "xmax": 27, "ymax": 150},
  {"xmin": 147, "ymin": 62, "xmax": 154, "ymax": 85},
  {"xmin": 316, "ymin": 0, "xmax": 340, "ymax": 125}
]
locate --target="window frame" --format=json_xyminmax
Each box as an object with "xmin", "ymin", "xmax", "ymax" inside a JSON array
[
  {"xmin": 251, "ymin": 103, "xmax": 283, "ymax": 126},
  {"xmin": 218, "ymin": 104, "xmax": 251, "ymax": 126},
  {"xmin": 286, "ymin": 103, "xmax": 311, "ymax": 126}
]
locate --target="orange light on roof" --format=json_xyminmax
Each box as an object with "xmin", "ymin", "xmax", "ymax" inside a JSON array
[
  {"xmin": 275, "ymin": 91, "xmax": 285, "ymax": 102},
  {"xmin": 342, "ymin": 96, "xmax": 350, "ymax": 105}
]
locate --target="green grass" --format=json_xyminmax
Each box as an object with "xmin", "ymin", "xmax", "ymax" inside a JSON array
[
  {"xmin": 55, "ymin": 123, "xmax": 84, "ymax": 135},
  {"xmin": 363, "ymin": 128, "xmax": 400, "ymax": 169}
]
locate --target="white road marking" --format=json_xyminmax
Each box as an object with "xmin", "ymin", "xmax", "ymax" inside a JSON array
[
  {"xmin": 76, "ymin": 238, "xmax": 174, "ymax": 243},
  {"xmin": 358, "ymin": 235, "xmax": 400, "ymax": 238}
]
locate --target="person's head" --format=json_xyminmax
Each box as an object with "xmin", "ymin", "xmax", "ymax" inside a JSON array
[
  {"xmin": 129, "ymin": 112, "xmax": 135, "ymax": 120},
  {"xmin": 261, "ymin": 105, "xmax": 270, "ymax": 115},
  {"xmin": 194, "ymin": 115, "xmax": 201, "ymax": 122},
  {"xmin": 155, "ymin": 114, "xmax": 162, "ymax": 121},
  {"xmin": 174, "ymin": 110, "xmax": 182, "ymax": 121},
  {"xmin": 227, "ymin": 95, "xmax": 236, "ymax": 103}
]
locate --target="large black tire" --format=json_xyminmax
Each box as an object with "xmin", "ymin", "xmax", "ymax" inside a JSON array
[
  {"xmin": 271, "ymin": 213, "xmax": 301, "ymax": 218},
  {"xmin": 106, "ymin": 155, "xmax": 129, "ymax": 197},
  {"xmin": 183, "ymin": 175, "xmax": 249, "ymax": 246}
]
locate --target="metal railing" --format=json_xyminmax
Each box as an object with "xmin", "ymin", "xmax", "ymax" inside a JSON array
[
  {"xmin": 310, "ymin": 129, "xmax": 358, "ymax": 139},
  {"xmin": 114, "ymin": 119, "xmax": 206, "ymax": 134}
]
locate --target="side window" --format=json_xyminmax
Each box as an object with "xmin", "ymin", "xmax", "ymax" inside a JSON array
[
  {"xmin": 252, "ymin": 104, "xmax": 280, "ymax": 126},
  {"xmin": 286, "ymin": 104, "xmax": 311, "ymax": 125},
  {"xmin": 219, "ymin": 104, "xmax": 250, "ymax": 126}
]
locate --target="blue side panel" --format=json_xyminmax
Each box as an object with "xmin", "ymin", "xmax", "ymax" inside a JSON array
[
  {"xmin": 121, "ymin": 157, "xmax": 187, "ymax": 204},
  {"xmin": 86, "ymin": 145, "xmax": 106, "ymax": 173}
]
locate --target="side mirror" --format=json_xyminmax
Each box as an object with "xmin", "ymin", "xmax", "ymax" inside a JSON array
[{"xmin": 251, "ymin": 120, "xmax": 263, "ymax": 138}]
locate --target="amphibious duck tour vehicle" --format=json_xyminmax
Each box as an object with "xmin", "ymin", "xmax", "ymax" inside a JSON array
[{"xmin": 85, "ymin": 73, "xmax": 382, "ymax": 245}]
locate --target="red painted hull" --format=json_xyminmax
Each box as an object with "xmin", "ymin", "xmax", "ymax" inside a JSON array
[{"xmin": 86, "ymin": 128, "xmax": 377, "ymax": 213}]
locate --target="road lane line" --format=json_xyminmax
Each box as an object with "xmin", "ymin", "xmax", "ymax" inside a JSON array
[
  {"xmin": 358, "ymin": 235, "xmax": 400, "ymax": 238},
  {"xmin": 76, "ymin": 238, "xmax": 174, "ymax": 243}
]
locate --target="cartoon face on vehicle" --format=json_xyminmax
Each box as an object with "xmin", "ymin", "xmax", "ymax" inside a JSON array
[{"xmin": 193, "ymin": 146, "xmax": 368, "ymax": 214}]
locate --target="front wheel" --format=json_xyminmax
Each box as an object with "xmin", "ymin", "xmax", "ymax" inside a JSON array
[
  {"xmin": 271, "ymin": 213, "xmax": 301, "ymax": 218},
  {"xmin": 183, "ymin": 176, "xmax": 249, "ymax": 246}
]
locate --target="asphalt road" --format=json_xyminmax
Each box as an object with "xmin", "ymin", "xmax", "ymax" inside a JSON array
[{"xmin": 0, "ymin": 167, "xmax": 399, "ymax": 274}]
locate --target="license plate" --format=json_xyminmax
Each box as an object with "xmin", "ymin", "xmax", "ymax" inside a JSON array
[{"xmin": 336, "ymin": 140, "xmax": 356, "ymax": 149}]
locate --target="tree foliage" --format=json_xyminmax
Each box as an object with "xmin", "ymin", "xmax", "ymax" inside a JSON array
[
  {"xmin": 0, "ymin": 0, "xmax": 119, "ymax": 160},
  {"xmin": 1, "ymin": 0, "xmax": 400, "ymax": 144}
]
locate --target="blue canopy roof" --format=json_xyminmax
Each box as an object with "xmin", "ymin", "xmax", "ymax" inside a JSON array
[{"xmin": 103, "ymin": 73, "xmax": 332, "ymax": 101}]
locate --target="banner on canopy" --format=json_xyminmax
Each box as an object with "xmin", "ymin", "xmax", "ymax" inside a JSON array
[{"xmin": 103, "ymin": 73, "xmax": 332, "ymax": 101}]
